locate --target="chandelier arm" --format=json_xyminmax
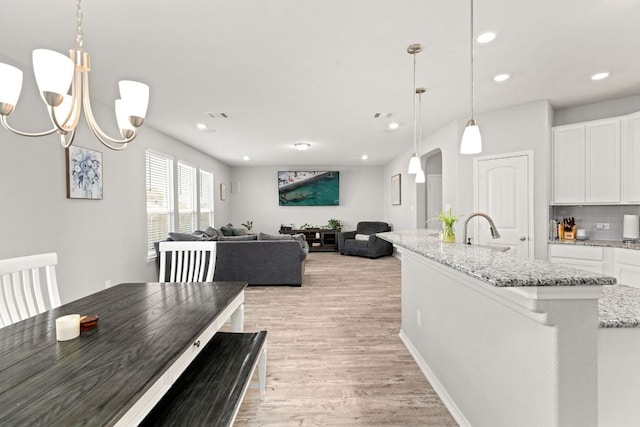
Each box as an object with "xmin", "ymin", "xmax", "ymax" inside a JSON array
[
  {"xmin": 60, "ymin": 128, "xmax": 76, "ymax": 148},
  {"xmin": 50, "ymin": 70, "xmax": 84, "ymax": 133},
  {"xmin": 81, "ymin": 70, "xmax": 135, "ymax": 150},
  {"xmin": 0, "ymin": 115, "xmax": 59, "ymax": 137}
]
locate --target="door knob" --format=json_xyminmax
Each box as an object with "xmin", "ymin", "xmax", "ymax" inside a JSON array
[{"xmin": 519, "ymin": 236, "xmax": 527, "ymax": 241}]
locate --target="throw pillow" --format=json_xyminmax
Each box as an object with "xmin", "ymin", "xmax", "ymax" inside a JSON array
[
  {"xmin": 168, "ymin": 232, "xmax": 207, "ymax": 241},
  {"xmin": 220, "ymin": 224, "xmax": 234, "ymax": 236},
  {"xmin": 354, "ymin": 233, "xmax": 370, "ymax": 241},
  {"xmin": 257, "ymin": 232, "xmax": 292, "ymax": 241},
  {"xmin": 217, "ymin": 235, "xmax": 257, "ymax": 241},
  {"xmin": 231, "ymin": 227, "xmax": 247, "ymax": 236},
  {"xmin": 202, "ymin": 226, "xmax": 222, "ymax": 238}
]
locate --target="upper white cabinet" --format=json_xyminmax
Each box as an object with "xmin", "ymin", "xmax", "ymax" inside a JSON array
[
  {"xmin": 553, "ymin": 124, "xmax": 585, "ymax": 204},
  {"xmin": 552, "ymin": 117, "xmax": 622, "ymax": 204},
  {"xmin": 623, "ymin": 112, "xmax": 640, "ymax": 204}
]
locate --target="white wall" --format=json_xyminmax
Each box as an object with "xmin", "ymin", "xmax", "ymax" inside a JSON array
[
  {"xmin": 0, "ymin": 95, "xmax": 231, "ymax": 304},
  {"xmin": 384, "ymin": 100, "xmax": 552, "ymax": 260},
  {"xmin": 554, "ymin": 94, "xmax": 640, "ymax": 126},
  {"xmin": 229, "ymin": 165, "xmax": 384, "ymax": 233}
]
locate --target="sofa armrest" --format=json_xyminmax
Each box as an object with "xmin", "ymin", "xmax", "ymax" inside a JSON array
[{"xmin": 338, "ymin": 231, "xmax": 357, "ymax": 254}]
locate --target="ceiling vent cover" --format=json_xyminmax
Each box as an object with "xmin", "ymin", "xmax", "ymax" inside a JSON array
[
  {"xmin": 373, "ymin": 112, "xmax": 393, "ymax": 119},
  {"xmin": 206, "ymin": 112, "xmax": 229, "ymax": 119}
]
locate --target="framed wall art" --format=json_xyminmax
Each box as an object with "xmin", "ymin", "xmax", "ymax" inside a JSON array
[
  {"xmin": 220, "ymin": 183, "xmax": 227, "ymax": 201},
  {"xmin": 391, "ymin": 173, "xmax": 401, "ymax": 205},
  {"xmin": 66, "ymin": 145, "xmax": 103, "ymax": 200}
]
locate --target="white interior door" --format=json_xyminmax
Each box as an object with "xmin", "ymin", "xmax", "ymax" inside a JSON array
[{"xmin": 476, "ymin": 154, "xmax": 531, "ymax": 258}]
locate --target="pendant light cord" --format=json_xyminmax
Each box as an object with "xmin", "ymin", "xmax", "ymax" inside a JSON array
[
  {"xmin": 412, "ymin": 52, "xmax": 418, "ymax": 154},
  {"xmin": 470, "ymin": 0, "xmax": 474, "ymax": 120}
]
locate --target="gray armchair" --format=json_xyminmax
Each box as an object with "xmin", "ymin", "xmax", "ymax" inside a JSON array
[{"xmin": 338, "ymin": 221, "xmax": 393, "ymax": 259}]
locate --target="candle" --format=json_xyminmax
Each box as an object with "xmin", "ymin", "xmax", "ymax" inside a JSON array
[{"xmin": 56, "ymin": 314, "xmax": 80, "ymax": 341}]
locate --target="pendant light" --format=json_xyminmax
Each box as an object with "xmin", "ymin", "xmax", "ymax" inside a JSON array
[
  {"xmin": 407, "ymin": 44, "xmax": 423, "ymax": 174},
  {"xmin": 415, "ymin": 87, "xmax": 426, "ymax": 184},
  {"xmin": 460, "ymin": 0, "xmax": 482, "ymax": 154}
]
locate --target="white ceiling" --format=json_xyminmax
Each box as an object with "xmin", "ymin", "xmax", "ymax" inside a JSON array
[{"xmin": 1, "ymin": 0, "xmax": 640, "ymax": 166}]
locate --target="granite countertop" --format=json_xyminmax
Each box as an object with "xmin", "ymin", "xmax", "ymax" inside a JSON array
[
  {"xmin": 549, "ymin": 239, "xmax": 640, "ymax": 250},
  {"xmin": 377, "ymin": 229, "xmax": 617, "ymax": 288},
  {"xmin": 599, "ymin": 285, "xmax": 640, "ymax": 328}
]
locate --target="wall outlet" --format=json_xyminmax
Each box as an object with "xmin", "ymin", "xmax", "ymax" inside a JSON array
[
  {"xmin": 416, "ymin": 309, "xmax": 422, "ymax": 327},
  {"xmin": 596, "ymin": 223, "xmax": 610, "ymax": 230},
  {"xmin": 105, "ymin": 279, "xmax": 112, "ymax": 288}
]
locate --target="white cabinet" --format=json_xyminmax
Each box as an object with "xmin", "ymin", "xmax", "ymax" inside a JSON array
[
  {"xmin": 553, "ymin": 124, "xmax": 585, "ymax": 204},
  {"xmin": 586, "ymin": 119, "xmax": 620, "ymax": 203},
  {"xmin": 548, "ymin": 244, "xmax": 611, "ymax": 274},
  {"xmin": 613, "ymin": 248, "xmax": 640, "ymax": 289},
  {"xmin": 622, "ymin": 112, "xmax": 640, "ymax": 203},
  {"xmin": 552, "ymin": 118, "xmax": 621, "ymax": 204}
]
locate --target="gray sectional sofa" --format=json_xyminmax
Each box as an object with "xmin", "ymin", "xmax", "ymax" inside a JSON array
[{"xmin": 155, "ymin": 228, "xmax": 308, "ymax": 286}]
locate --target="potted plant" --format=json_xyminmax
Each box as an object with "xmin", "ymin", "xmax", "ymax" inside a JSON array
[
  {"xmin": 436, "ymin": 209, "xmax": 460, "ymax": 243},
  {"xmin": 327, "ymin": 218, "xmax": 342, "ymax": 230}
]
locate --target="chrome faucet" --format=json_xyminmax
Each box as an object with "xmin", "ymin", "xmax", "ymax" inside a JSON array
[{"xmin": 463, "ymin": 212, "xmax": 501, "ymax": 244}]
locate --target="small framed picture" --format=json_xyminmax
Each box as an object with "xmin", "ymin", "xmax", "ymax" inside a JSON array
[
  {"xmin": 66, "ymin": 145, "xmax": 103, "ymax": 200},
  {"xmin": 391, "ymin": 173, "xmax": 401, "ymax": 205},
  {"xmin": 220, "ymin": 183, "xmax": 227, "ymax": 201}
]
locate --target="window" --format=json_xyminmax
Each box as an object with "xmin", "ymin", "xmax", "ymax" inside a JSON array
[
  {"xmin": 199, "ymin": 169, "xmax": 214, "ymax": 229},
  {"xmin": 177, "ymin": 162, "xmax": 197, "ymax": 233},
  {"xmin": 146, "ymin": 151, "xmax": 174, "ymax": 259}
]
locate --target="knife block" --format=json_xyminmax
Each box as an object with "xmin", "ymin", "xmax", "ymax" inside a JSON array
[{"xmin": 563, "ymin": 226, "xmax": 577, "ymax": 240}]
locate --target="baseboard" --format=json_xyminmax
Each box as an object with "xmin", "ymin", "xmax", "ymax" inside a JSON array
[{"xmin": 399, "ymin": 330, "xmax": 471, "ymax": 427}]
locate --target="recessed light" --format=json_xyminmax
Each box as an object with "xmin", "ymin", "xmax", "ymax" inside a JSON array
[
  {"xmin": 591, "ymin": 72, "xmax": 610, "ymax": 81},
  {"xmin": 493, "ymin": 73, "xmax": 510, "ymax": 82},
  {"xmin": 361, "ymin": 154, "xmax": 369, "ymax": 160},
  {"xmin": 242, "ymin": 156, "xmax": 251, "ymax": 161},
  {"xmin": 476, "ymin": 32, "xmax": 497, "ymax": 44},
  {"xmin": 294, "ymin": 142, "xmax": 311, "ymax": 151},
  {"xmin": 387, "ymin": 122, "xmax": 400, "ymax": 131},
  {"xmin": 196, "ymin": 123, "xmax": 207, "ymax": 130}
]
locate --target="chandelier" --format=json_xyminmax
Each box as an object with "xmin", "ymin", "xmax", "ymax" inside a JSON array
[{"xmin": 0, "ymin": 0, "xmax": 149, "ymax": 150}]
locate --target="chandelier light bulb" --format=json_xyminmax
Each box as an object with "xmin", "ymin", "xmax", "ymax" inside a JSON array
[
  {"xmin": 32, "ymin": 49, "xmax": 74, "ymax": 106},
  {"xmin": 0, "ymin": 63, "xmax": 23, "ymax": 111},
  {"xmin": 119, "ymin": 80, "xmax": 150, "ymax": 120}
]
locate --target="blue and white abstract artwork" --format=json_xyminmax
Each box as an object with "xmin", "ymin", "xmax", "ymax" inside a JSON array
[{"xmin": 66, "ymin": 146, "xmax": 103, "ymax": 200}]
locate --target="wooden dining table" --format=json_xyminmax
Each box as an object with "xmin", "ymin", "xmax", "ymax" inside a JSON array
[{"xmin": 0, "ymin": 281, "xmax": 246, "ymax": 426}]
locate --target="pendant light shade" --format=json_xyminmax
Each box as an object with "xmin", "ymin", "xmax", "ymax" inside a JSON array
[
  {"xmin": 460, "ymin": 0, "xmax": 482, "ymax": 155},
  {"xmin": 460, "ymin": 119, "xmax": 482, "ymax": 154},
  {"xmin": 415, "ymin": 168, "xmax": 426, "ymax": 184},
  {"xmin": 408, "ymin": 154, "xmax": 422, "ymax": 174},
  {"xmin": 0, "ymin": 63, "xmax": 23, "ymax": 113}
]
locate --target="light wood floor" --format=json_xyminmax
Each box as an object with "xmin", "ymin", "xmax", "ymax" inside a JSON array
[{"xmin": 234, "ymin": 252, "xmax": 457, "ymax": 426}]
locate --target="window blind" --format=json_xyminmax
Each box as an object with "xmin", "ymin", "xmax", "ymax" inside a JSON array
[
  {"xmin": 199, "ymin": 169, "xmax": 214, "ymax": 229},
  {"xmin": 177, "ymin": 162, "xmax": 197, "ymax": 233},
  {"xmin": 146, "ymin": 151, "xmax": 174, "ymax": 259}
]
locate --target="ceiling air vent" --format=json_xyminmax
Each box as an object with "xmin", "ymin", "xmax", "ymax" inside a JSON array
[
  {"xmin": 373, "ymin": 112, "xmax": 393, "ymax": 119},
  {"xmin": 205, "ymin": 112, "xmax": 229, "ymax": 119}
]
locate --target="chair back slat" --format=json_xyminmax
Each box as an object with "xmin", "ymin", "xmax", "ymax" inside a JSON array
[
  {"xmin": 158, "ymin": 242, "xmax": 216, "ymax": 283},
  {"xmin": 0, "ymin": 253, "xmax": 60, "ymax": 328}
]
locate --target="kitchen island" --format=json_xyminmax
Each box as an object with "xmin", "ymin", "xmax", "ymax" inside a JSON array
[{"xmin": 377, "ymin": 229, "xmax": 616, "ymax": 427}]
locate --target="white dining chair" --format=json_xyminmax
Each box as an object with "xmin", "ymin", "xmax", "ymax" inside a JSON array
[
  {"xmin": 0, "ymin": 252, "xmax": 61, "ymax": 328},
  {"xmin": 158, "ymin": 241, "xmax": 217, "ymax": 283}
]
